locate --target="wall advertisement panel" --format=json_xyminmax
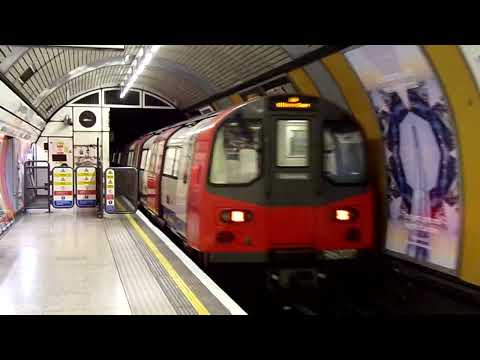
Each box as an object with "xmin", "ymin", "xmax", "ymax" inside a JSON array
[{"xmin": 345, "ymin": 45, "xmax": 462, "ymax": 272}]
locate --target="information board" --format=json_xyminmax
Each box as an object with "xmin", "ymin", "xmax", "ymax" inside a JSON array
[
  {"xmin": 52, "ymin": 167, "xmax": 74, "ymax": 208},
  {"xmin": 76, "ymin": 166, "xmax": 97, "ymax": 207},
  {"xmin": 105, "ymin": 169, "xmax": 115, "ymax": 213}
]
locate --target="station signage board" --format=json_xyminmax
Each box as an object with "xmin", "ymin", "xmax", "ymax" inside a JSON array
[
  {"xmin": 76, "ymin": 166, "xmax": 97, "ymax": 207},
  {"xmin": 52, "ymin": 167, "xmax": 74, "ymax": 208},
  {"xmin": 105, "ymin": 169, "xmax": 115, "ymax": 213}
]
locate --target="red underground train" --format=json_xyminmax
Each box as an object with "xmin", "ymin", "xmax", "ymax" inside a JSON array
[{"xmin": 114, "ymin": 95, "xmax": 375, "ymax": 268}]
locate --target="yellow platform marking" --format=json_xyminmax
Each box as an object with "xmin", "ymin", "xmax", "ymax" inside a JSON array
[{"xmin": 124, "ymin": 213, "xmax": 210, "ymax": 315}]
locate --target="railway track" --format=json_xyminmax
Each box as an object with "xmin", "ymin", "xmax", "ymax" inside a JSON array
[{"xmin": 140, "ymin": 208, "xmax": 480, "ymax": 316}]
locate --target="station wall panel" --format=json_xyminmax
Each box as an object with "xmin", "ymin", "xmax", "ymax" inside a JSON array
[
  {"xmin": 49, "ymin": 107, "xmax": 73, "ymax": 123},
  {"xmin": 42, "ymin": 121, "xmax": 73, "ymax": 137}
]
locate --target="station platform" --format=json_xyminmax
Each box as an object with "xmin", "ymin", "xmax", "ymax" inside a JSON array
[{"xmin": 0, "ymin": 207, "xmax": 246, "ymax": 315}]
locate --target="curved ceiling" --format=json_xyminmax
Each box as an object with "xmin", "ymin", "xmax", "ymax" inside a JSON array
[{"xmin": 0, "ymin": 45, "xmax": 323, "ymax": 121}]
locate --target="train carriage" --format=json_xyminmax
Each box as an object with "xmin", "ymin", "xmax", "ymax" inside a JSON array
[{"xmin": 123, "ymin": 95, "xmax": 375, "ymax": 266}]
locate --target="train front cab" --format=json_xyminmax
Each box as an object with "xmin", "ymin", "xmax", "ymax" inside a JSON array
[{"xmin": 190, "ymin": 95, "xmax": 375, "ymax": 267}]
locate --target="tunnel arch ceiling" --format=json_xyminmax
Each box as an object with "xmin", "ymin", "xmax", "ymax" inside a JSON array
[{"xmin": 0, "ymin": 45, "xmax": 325, "ymax": 123}]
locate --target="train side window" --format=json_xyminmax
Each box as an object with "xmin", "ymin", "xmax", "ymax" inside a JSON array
[
  {"xmin": 145, "ymin": 149, "xmax": 154, "ymax": 172},
  {"xmin": 147, "ymin": 144, "xmax": 157, "ymax": 172},
  {"xmin": 140, "ymin": 149, "xmax": 149, "ymax": 170},
  {"xmin": 276, "ymin": 120, "xmax": 309, "ymax": 167},
  {"xmin": 323, "ymin": 122, "xmax": 366, "ymax": 184},
  {"xmin": 154, "ymin": 142, "xmax": 165, "ymax": 174},
  {"xmin": 172, "ymin": 147, "xmax": 181, "ymax": 178},
  {"xmin": 163, "ymin": 147, "xmax": 177, "ymax": 177},
  {"xmin": 210, "ymin": 114, "xmax": 262, "ymax": 185},
  {"xmin": 182, "ymin": 136, "xmax": 196, "ymax": 183}
]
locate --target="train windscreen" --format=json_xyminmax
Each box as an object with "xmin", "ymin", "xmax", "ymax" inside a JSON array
[
  {"xmin": 323, "ymin": 121, "xmax": 366, "ymax": 184},
  {"xmin": 210, "ymin": 114, "xmax": 262, "ymax": 185}
]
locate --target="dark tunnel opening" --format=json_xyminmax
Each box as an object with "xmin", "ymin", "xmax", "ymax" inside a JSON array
[{"xmin": 109, "ymin": 108, "xmax": 187, "ymax": 153}]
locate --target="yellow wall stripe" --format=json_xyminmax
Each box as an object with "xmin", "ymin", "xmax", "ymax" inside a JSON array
[
  {"xmin": 322, "ymin": 54, "xmax": 388, "ymax": 242},
  {"xmin": 229, "ymin": 94, "xmax": 244, "ymax": 105},
  {"xmin": 125, "ymin": 213, "xmax": 210, "ymax": 315},
  {"xmin": 424, "ymin": 45, "xmax": 480, "ymax": 285},
  {"xmin": 288, "ymin": 68, "xmax": 321, "ymax": 97}
]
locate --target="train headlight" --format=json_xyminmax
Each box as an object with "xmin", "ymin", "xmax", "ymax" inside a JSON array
[
  {"xmin": 335, "ymin": 208, "xmax": 357, "ymax": 222},
  {"xmin": 220, "ymin": 210, "xmax": 253, "ymax": 223}
]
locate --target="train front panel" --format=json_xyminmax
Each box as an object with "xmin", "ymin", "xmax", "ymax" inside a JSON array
[{"xmin": 187, "ymin": 95, "xmax": 375, "ymax": 263}]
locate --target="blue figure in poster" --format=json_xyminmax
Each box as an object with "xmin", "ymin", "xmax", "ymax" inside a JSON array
[{"xmin": 376, "ymin": 83, "xmax": 457, "ymax": 263}]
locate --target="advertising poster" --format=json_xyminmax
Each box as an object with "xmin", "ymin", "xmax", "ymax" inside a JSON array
[
  {"xmin": 345, "ymin": 45, "xmax": 462, "ymax": 271},
  {"xmin": 0, "ymin": 135, "xmax": 14, "ymax": 234},
  {"xmin": 13, "ymin": 138, "xmax": 32, "ymax": 211},
  {"xmin": 74, "ymin": 145, "xmax": 98, "ymax": 167}
]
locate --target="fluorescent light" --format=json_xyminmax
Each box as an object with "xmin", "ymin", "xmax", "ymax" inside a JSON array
[
  {"xmin": 151, "ymin": 45, "xmax": 162, "ymax": 53},
  {"xmin": 137, "ymin": 63, "xmax": 146, "ymax": 74},
  {"xmin": 127, "ymin": 68, "xmax": 132, "ymax": 75},
  {"xmin": 137, "ymin": 48, "xmax": 144, "ymax": 59},
  {"xmin": 143, "ymin": 51, "xmax": 153, "ymax": 66},
  {"xmin": 132, "ymin": 59, "xmax": 137, "ymax": 68}
]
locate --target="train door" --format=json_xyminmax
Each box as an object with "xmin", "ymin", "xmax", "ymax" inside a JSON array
[
  {"xmin": 139, "ymin": 136, "xmax": 157, "ymax": 211},
  {"xmin": 146, "ymin": 142, "xmax": 161, "ymax": 212},
  {"xmin": 175, "ymin": 120, "xmax": 212, "ymax": 238},
  {"xmin": 161, "ymin": 126, "xmax": 192, "ymax": 235},
  {"xmin": 173, "ymin": 140, "xmax": 192, "ymax": 237},
  {"xmin": 267, "ymin": 116, "xmax": 320, "ymax": 248}
]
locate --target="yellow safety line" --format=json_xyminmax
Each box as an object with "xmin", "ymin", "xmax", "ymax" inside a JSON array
[{"xmin": 124, "ymin": 213, "xmax": 210, "ymax": 315}]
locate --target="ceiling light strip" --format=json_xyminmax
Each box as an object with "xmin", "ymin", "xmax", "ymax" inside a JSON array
[{"xmin": 120, "ymin": 45, "xmax": 163, "ymax": 98}]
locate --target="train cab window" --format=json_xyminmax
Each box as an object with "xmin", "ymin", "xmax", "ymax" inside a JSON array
[
  {"xmin": 210, "ymin": 114, "xmax": 262, "ymax": 185},
  {"xmin": 323, "ymin": 121, "xmax": 366, "ymax": 184},
  {"xmin": 276, "ymin": 120, "xmax": 309, "ymax": 167}
]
